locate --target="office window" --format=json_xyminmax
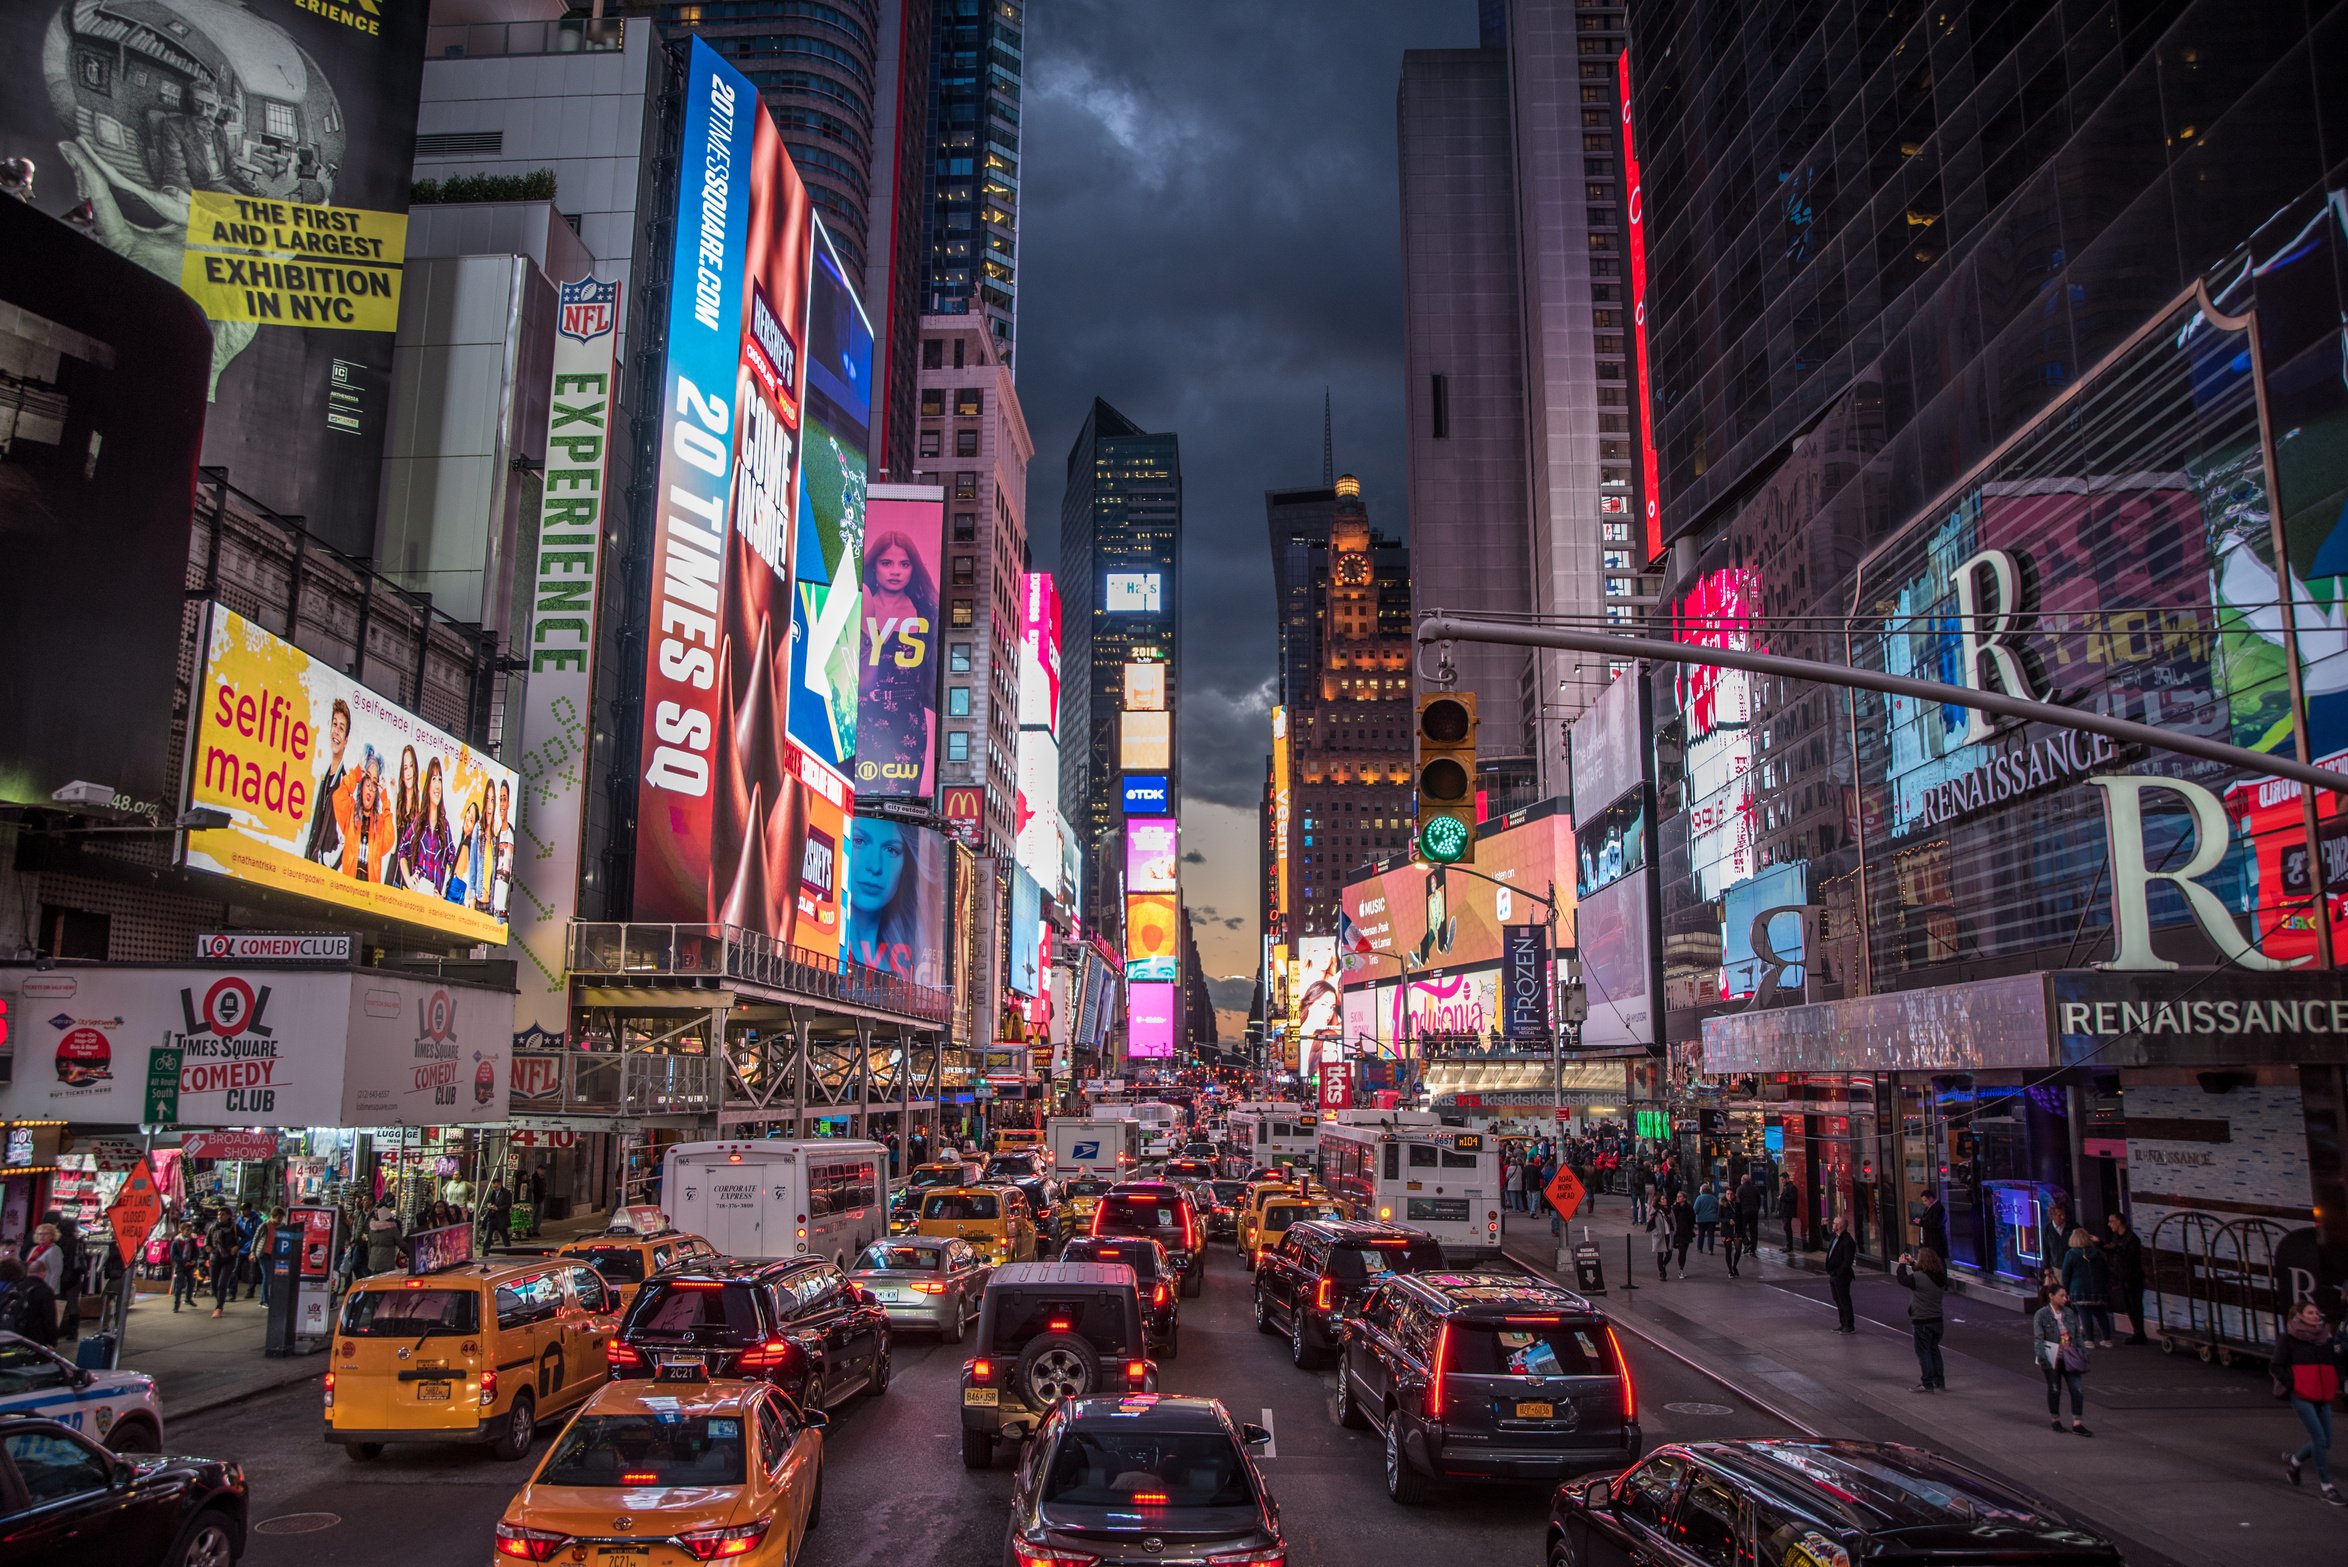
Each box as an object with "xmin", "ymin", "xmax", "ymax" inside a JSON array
[
  {"xmin": 955, "ymin": 387, "xmax": 983, "ymax": 417},
  {"xmin": 919, "ymin": 430, "xmax": 941, "ymax": 459},
  {"xmin": 1603, "ymin": 549, "xmax": 1632, "ymax": 571},
  {"xmin": 1585, "ymin": 158, "xmax": 1613, "ymax": 175},
  {"xmin": 954, "ymin": 471, "xmax": 977, "ymax": 500},
  {"xmin": 920, "ymin": 387, "xmax": 944, "ymax": 416},
  {"xmin": 1605, "ymin": 578, "xmax": 1632, "ymax": 597},
  {"xmin": 922, "ymin": 340, "xmax": 943, "ymax": 369},
  {"xmin": 952, "ymin": 512, "xmax": 977, "ymax": 542},
  {"xmin": 950, "ymin": 599, "xmax": 975, "ymax": 628},
  {"xmin": 1431, "ymin": 372, "xmax": 1448, "ymax": 439},
  {"xmin": 952, "ymin": 555, "xmax": 976, "ymax": 586},
  {"xmin": 956, "ymin": 428, "xmax": 979, "ymax": 457},
  {"xmin": 946, "ymin": 731, "xmax": 970, "ymax": 761},
  {"xmin": 948, "ymin": 687, "xmax": 972, "ymax": 717},
  {"xmin": 1604, "ymin": 522, "xmax": 1630, "ymax": 543},
  {"xmin": 949, "ymin": 642, "xmax": 973, "ymax": 672}
]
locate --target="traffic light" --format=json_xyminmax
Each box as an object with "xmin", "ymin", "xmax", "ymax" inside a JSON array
[{"xmin": 1415, "ymin": 689, "xmax": 1477, "ymax": 864}]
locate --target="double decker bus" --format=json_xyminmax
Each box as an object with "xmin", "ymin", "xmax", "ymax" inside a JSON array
[{"xmin": 1315, "ymin": 1110, "xmax": 1503, "ymax": 1262}]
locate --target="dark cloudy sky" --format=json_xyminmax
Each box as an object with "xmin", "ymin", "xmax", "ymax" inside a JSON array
[{"xmin": 1016, "ymin": 0, "xmax": 1475, "ymax": 1009}]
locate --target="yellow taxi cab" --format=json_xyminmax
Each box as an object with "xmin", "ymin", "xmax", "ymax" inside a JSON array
[
  {"xmin": 993, "ymin": 1124, "xmax": 1046, "ymax": 1152},
  {"xmin": 1059, "ymin": 1176, "xmax": 1115, "ymax": 1231},
  {"xmin": 1248, "ymin": 1192, "xmax": 1340, "ymax": 1271},
  {"xmin": 892, "ymin": 1159, "xmax": 984, "ymax": 1233},
  {"xmin": 1237, "ymin": 1180, "xmax": 1309, "ymax": 1269},
  {"xmin": 492, "ymin": 1369, "xmax": 824, "ymax": 1566},
  {"xmin": 555, "ymin": 1226, "xmax": 718, "ymax": 1312},
  {"xmin": 326, "ymin": 1245, "xmax": 617, "ymax": 1462},
  {"xmin": 912, "ymin": 1184, "xmax": 1038, "ymax": 1266}
]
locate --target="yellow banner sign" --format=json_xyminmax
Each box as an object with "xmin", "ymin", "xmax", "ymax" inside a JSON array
[{"xmin": 181, "ymin": 192, "xmax": 407, "ymax": 332}]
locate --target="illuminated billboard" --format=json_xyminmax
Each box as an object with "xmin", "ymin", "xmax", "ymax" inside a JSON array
[
  {"xmin": 1121, "ymin": 710, "xmax": 1172, "ymax": 772},
  {"xmin": 1015, "ymin": 729, "xmax": 1061, "ymax": 889},
  {"xmin": 1272, "ymin": 707, "xmax": 1291, "ymax": 933},
  {"xmin": 0, "ymin": 0, "xmax": 431, "ymax": 554},
  {"xmin": 1676, "ymin": 567, "xmax": 1758, "ymax": 900},
  {"xmin": 1296, "ymin": 936, "xmax": 1340, "ymax": 1040},
  {"xmin": 1020, "ymin": 573, "xmax": 1063, "ymax": 734},
  {"xmin": 634, "ymin": 38, "xmax": 815, "ymax": 939},
  {"xmin": 1338, "ymin": 808, "xmax": 1576, "ymax": 970},
  {"xmin": 1105, "ymin": 572, "xmax": 1162, "ymax": 613},
  {"xmin": 855, "ymin": 486, "xmax": 946, "ymax": 799},
  {"xmin": 1126, "ymin": 817, "xmax": 1179, "ymax": 894},
  {"xmin": 787, "ymin": 219, "xmax": 874, "ymax": 780},
  {"xmin": 1009, "ymin": 868, "xmax": 1043, "ymax": 997},
  {"xmin": 843, "ymin": 817, "xmax": 948, "ymax": 987},
  {"xmin": 1121, "ymin": 775, "xmax": 1171, "ymax": 814},
  {"xmin": 791, "ymin": 749, "xmax": 848, "ymax": 959},
  {"xmin": 184, "ymin": 604, "xmax": 516, "ymax": 945},
  {"xmin": 1127, "ymin": 981, "xmax": 1178, "ymax": 1059},
  {"xmin": 1125, "ymin": 892, "xmax": 1180, "ymax": 982},
  {"xmin": 1619, "ymin": 48, "xmax": 1662, "ymax": 565},
  {"xmin": 941, "ymin": 785, "xmax": 984, "ymax": 845},
  {"xmin": 1124, "ymin": 662, "xmax": 1166, "ymax": 711}
]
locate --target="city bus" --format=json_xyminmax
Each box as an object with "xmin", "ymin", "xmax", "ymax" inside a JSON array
[
  {"xmin": 1225, "ymin": 1102, "xmax": 1317, "ymax": 1176},
  {"xmin": 1315, "ymin": 1110, "xmax": 1503, "ymax": 1262}
]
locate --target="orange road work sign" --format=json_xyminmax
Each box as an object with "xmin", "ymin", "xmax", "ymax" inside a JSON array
[{"xmin": 1545, "ymin": 1165, "xmax": 1585, "ymax": 1225}]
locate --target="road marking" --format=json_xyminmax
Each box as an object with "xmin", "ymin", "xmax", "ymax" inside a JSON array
[
  {"xmin": 1258, "ymin": 1406, "xmax": 1278, "ymax": 1458},
  {"xmin": 255, "ymin": 1513, "xmax": 342, "ymax": 1535},
  {"xmin": 1662, "ymin": 1401, "xmax": 1736, "ymax": 1416}
]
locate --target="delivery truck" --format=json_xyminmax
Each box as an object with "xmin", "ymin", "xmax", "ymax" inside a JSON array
[
  {"xmin": 1048, "ymin": 1116, "xmax": 1141, "ymax": 1178},
  {"xmin": 660, "ymin": 1138, "xmax": 890, "ymax": 1266}
]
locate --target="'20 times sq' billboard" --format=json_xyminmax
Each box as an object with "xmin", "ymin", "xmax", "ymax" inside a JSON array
[{"xmin": 0, "ymin": 0, "xmax": 429, "ymax": 556}]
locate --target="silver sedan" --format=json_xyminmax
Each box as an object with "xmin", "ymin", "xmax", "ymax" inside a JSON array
[{"xmin": 847, "ymin": 1236, "xmax": 989, "ymax": 1342}]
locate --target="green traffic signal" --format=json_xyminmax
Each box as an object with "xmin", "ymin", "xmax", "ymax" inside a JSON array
[{"xmin": 1418, "ymin": 814, "xmax": 1470, "ymax": 864}]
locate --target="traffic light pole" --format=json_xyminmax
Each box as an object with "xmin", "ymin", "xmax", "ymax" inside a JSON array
[{"xmin": 1417, "ymin": 863, "xmax": 1569, "ymax": 1133}]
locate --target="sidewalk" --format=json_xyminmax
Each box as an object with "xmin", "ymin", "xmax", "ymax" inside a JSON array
[{"xmin": 1499, "ymin": 1207, "xmax": 2338, "ymax": 1567}]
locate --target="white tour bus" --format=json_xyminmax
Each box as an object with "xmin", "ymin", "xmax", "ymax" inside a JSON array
[
  {"xmin": 1225, "ymin": 1102, "xmax": 1317, "ymax": 1176},
  {"xmin": 1315, "ymin": 1110, "xmax": 1503, "ymax": 1261},
  {"xmin": 660, "ymin": 1139, "xmax": 890, "ymax": 1268}
]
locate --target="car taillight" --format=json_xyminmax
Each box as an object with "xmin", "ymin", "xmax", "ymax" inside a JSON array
[
  {"xmin": 1127, "ymin": 1361, "xmax": 1148, "ymax": 1384},
  {"xmin": 1011, "ymin": 1543, "xmax": 1099, "ymax": 1567},
  {"xmin": 970, "ymin": 1358, "xmax": 994, "ymax": 1383},
  {"xmin": 737, "ymin": 1339, "xmax": 798, "ymax": 1372},
  {"xmin": 493, "ymin": 1524, "xmax": 571, "ymax": 1562},
  {"xmin": 675, "ymin": 1521, "xmax": 770, "ymax": 1561},
  {"xmin": 911, "ymin": 1280, "xmax": 947, "ymax": 1295},
  {"xmin": 1315, "ymin": 1278, "xmax": 1334, "ymax": 1312},
  {"xmin": 607, "ymin": 1341, "xmax": 644, "ymax": 1369},
  {"xmin": 1607, "ymin": 1325, "xmax": 1635, "ymax": 1423},
  {"xmin": 322, "ymin": 1371, "xmax": 335, "ymax": 1409},
  {"xmin": 1206, "ymin": 1553, "xmax": 1288, "ymax": 1567},
  {"xmin": 479, "ymin": 1369, "xmax": 497, "ymax": 1406},
  {"xmin": 1427, "ymin": 1322, "xmax": 1453, "ymax": 1421},
  {"xmin": 1154, "ymin": 1284, "xmax": 1172, "ymax": 1307}
]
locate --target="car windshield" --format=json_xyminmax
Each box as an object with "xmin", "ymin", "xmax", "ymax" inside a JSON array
[
  {"xmin": 924, "ymin": 1193, "xmax": 999, "ymax": 1221},
  {"xmin": 1448, "ymin": 1320, "xmax": 1618, "ymax": 1377},
  {"xmin": 1097, "ymin": 1197, "xmax": 1183, "ymax": 1236},
  {"xmin": 909, "ymin": 1167, "xmax": 964, "ymax": 1189},
  {"xmin": 339, "ymin": 1288, "xmax": 481, "ymax": 1336},
  {"xmin": 857, "ymin": 1243, "xmax": 943, "ymax": 1271},
  {"xmin": 538, "ymin": 1414, "xmax": 746, "ymax": 1487},
  {"xmin": 1071, "ymin": 1243, "xmax": 1160, "ymax": 1281},
  {"xmin": 571, "ymin": 1246, "xmax": 648, "ymax": 1283},
  {"xmin": 1065, "ymin": 1180, "xmax": 1112, "ymax": 1198},
  {"xmin": 1330, "ymin": 1241, "xmax": 1446, "ymax": 1279},
  {"xmin": 0, "ymin": 1340, "xmax": 67, "ymax": 1394},
  {"xmin": 626, "ymin": 1283, "xmax": 760, "ymax": 1340},
  {"xmin": 1043, "ymin": 1429, "xmax": 1255, "ymax": 1509},
  {"xmin": 1209, "ymin": 1182, "xmax": 1248, "ymax": 1204},
  {"xmin": 983, "ymin": 1157, "xmax": 1035, "ymax": 1180},
  {"xmin": 1260, "ymin": 1205, "xmax": 1309, "ymax": 1230}
]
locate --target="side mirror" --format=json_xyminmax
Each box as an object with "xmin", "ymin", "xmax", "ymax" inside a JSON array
[
  {"xmin": 1580, "ymin": 1476, "xmax": 1613, "ymax": 1509},
  {"xmin": 1240, "ymin": 1422, "xmax": 1272, "ymax": 1449},
  {"xmin": 801, "ymin": 1408, "xmax": 831, "ymax": 1431}
]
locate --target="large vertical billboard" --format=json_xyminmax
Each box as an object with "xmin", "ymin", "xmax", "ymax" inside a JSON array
[
  {"xmin": 1008, "ymin": 867, "xmax": 1043, "ymax": 998},
  {"xmin": 1125, "ymin": 818, "xmax": 1179, "ymax": 894},
  {"xmin": 184, "ymin": 604, "xmax": 517, "ymax": 945},
  {"xmin": 1121, "ymin": 711, "xmax": 1172, "ymax": 771},
  {"xmin": 843, "ymin": 817, "xmax": 947, "ymax": 987},
  {"xmin": 1125, "ymin": 893, "xmax": 1180, "ymax": 982},
  {"xmin": 1618, "ymin": 48, "xmax": 1661, "ymax": 565},
  {"xmin": 787, "ymin": 219, "xmax": 874, "ymax": 782},
  {"xmin": 635, "ymin": 39, "xmax": 814, "ymax": 939},
  {"xmin": 511, "ymin": 276, "xmax": 622, "ymax": 1045},
  {"xmin": 1127, "ymin": 981, "xmax": 1178, "ymax": 1060},
  {"xmin": 1271, "ymin": 706, "xmax": 1292, "ymax": 937},
  {"xmin": 0, "ymin": 190, "xmax": 210, "ymax": 817},
  {"xmin": 1020, "ymin": 574, "xmax": 1062, "ymax": 735},
  {"xmin": 1015, "ymin": 730, "xmax": 1062, "ymax": 890},
  {"xmin": 0, "ymin": 1, "xmax": 428, "ymax": 555},
  {"xmin": 853, "ymin": 485, "xmax": 945, "ymax": 799}
]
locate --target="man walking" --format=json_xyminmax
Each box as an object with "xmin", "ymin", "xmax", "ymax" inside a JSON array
[
  {"xmin": 1736, "ymin": 1173, "xmax": 1766, "ymax": 1260},
  {"xmin": 169, "ymin": 1224, "xmax": 202, "ymax": 1312},
  {"xmin": 1826, "ymin": 1214, "xmax": 1859, "ymax": 1332},
  {"xmin": 1917, "ymin": 1188, "xmax": 1949, "ymax": 1262},
  {"xmin": 206, "ymin": 1211, "xmax": 241, "ymax": 1319},
  {"xmin": 483, "ymin": 1178, "xmax": 514, "ymax": 1248},
  {"xmin": 1780, "ymin": 1173, "xmax": 1802, "ymax": 1253},
  {"xmin": 1669, "ymin": 1189, "xmax": 1697, "ymax": 1279}
]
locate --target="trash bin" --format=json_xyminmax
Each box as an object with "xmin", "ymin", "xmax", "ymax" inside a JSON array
[
  {"xmin": 74, "ymin": 1332, "xmax": 117, "ymax": 1372},
  {"xmin": 1571, "ymin": 1241, "xmax": 1607, "ymax": 1295}
]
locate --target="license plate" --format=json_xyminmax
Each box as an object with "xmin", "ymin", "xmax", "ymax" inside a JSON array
[
  {"xmin": 876, "ymin": 1288, "xmax": 905, "ymax": 1303},
  {"xmin": 658, "ymin": 1357, "xmax": 701, "ymax": 1374},
  {"xmin": 595, "ymin": 1547, "xmax": 650, "ymax": 1565},
  {"xmin": 1515, "ymin": 1400, "xmax": 1555, "ymax": 1420},
  {"xmin": 416, "ymin": 1381, "xmax": 451, "ymax": 1401},
  {"xmin": 964, "ymin": 1387, "xmax": 999, "ymax": 1406}
]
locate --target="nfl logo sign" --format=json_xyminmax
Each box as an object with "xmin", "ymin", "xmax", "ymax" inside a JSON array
[{"xmin": 559, "ymin": 276, "xmax": 617, "ymax": 343}]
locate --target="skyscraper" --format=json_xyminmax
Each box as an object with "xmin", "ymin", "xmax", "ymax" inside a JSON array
[
  {"xmin": 1059, "ymin": 398, "xmax": 1180, "ymax": 928},
  {"xmin": 922, "ymin": 0, "xmax": 1025, "ymax": 366},
  {"xmin": 1398, "ymin": 1, "xmax": 1650, "ymax": 795}
]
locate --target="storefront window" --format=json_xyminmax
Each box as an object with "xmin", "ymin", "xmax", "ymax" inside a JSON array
[{"xmin": 1930, "ymin": 1075, "xmax": 2072, "ymax": 1282}]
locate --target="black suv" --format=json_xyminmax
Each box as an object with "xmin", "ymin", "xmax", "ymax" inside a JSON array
[
  {"xmin": 610, "ymin": 1255, "xmax": 891, "ymax": 1410},
  {"xmin": 960, "ymin": 1261, "xmax": 1159, "ymax": 1469},
  {"xmin": 0, "ymin": 1415, "xmax": 247, "ymax": 1567},
  {"xmin": 1547, "ymin": 1440, "xmax": 2125, "ymax": 1567},
  {"xmin": 983, "ymin": 1154, "xmax": 1064, "ymax": 1242},
  {"xmin": 1334, "ymin": 1270, "xmax": 1639, "ymax": 1504},
  {"xmin": 1254, "ymin": 1219, "xmax": 1446, "ymax": 1368},
  {"xmin": 1092, "ymin": 1183, "xmax": 1204, "ymax": 1296},
  {"xmin": 1061, "ymin": 1236, "xmax": 1181, "ymax": 1358}
]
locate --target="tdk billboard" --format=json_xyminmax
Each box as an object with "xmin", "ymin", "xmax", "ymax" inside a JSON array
[{"xmin": 1122, "ymin": 774, "xmax": 1170, "ymax": 813}]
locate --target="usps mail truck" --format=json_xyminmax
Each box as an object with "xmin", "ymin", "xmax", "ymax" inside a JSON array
[{"xmin": 1048, "ymin": 1117, "xmax": 1140, "ymax": 1179}]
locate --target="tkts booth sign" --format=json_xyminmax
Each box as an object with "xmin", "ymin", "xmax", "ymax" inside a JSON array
[{"xmin": 0, "ymin": 967, "xmax": 511, "ymax": 1129}]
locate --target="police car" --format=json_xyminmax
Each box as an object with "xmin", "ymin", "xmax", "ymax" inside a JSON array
[{"xmin": 0, "ymin": 1332, "xmax": 164, "ymax": 1451}]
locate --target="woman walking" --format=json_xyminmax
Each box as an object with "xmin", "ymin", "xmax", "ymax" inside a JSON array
[
  {"xmin": 1896, "ymin": 1248, "xmax": 1948, "ymax": 1391},
  {"xmin": 1649, "ymin": 1203, "xmax": 1674, "ymax": 1282},
  {"xmin": 1722, "ymin": 1204, "xmax": 1747, "ymax": 1278},
  {"xmin": 2277, "ymin": 1301, "xmax": 2347, "ymax": 1506},
  {"xmin": 1693, "ymin": 1183, "xmax": 1720, "ymax": 1254},
  {"xmin": 2101, "ymin": 1213, "xmax": 2149, "ymax": 1344},
  {"xmin": 2033, "ymin": 1282, "xmax": 2093, "ymax": 1436},
  {"xmin": 2060, "ymin": 1228, "xmax": 2114, "ymax": 1346},
  {"xmin": 1669, "ymin": 1190, "xmax": 1697, "ymax": 1279}
]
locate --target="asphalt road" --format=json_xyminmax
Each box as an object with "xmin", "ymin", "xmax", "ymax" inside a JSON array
[{"xmin": 183, "ymin": 1245, "xmax": 1796, "ymax": 1566}]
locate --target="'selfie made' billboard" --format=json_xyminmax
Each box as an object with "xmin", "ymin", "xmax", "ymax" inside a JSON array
[
  {"xmin": 635, "ymin": 39, "xmax": 817, "ymax": 939},
  {"xmin": 0, "ymin": 0, "xmax": 428, "ymax": 555}
]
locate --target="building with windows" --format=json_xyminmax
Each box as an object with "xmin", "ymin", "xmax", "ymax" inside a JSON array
[
  {"xmin": 922, "ymin": 0, "xmax": 1025, "ymax": 365},
  {"xmin": 917, "ymin": 311, "xmax": 1031, "ymax": 858},
  {"xmin": 1630, "ymin": 2, "xmax": 2348, "ymax": 1308},
  {"xmin": 1058, "ymin": 398, "xmax": 1181, "ymax": 929},
  {"xmin": 1398, "ymin": 0, "xmax": 1652, "ymax": 796}
]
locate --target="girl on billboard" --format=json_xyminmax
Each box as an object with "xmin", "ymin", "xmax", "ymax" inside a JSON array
[
  {"xmin": 388, "ymin": 745, "xmax": 422, "ymax": 888},
  {"xmin": 340, "ymin": 747, "xmax": 391, "ymax": 882},
  {"xmin": 857, "ymin": 531, "xmax": 940, "ymax": 794},
  {"xmin": 408, "ymin": 757, "xmax": 458, "ymax": 895},
  {"xmin": 843, "ymin": 816, "xmax": 938, "ymax": 981}
]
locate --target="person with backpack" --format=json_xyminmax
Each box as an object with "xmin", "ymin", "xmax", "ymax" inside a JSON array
[
  {"xmin": 0, "ymin": 1256, "xmax": 59, "ymax": 1348},
  {"xmin": 206, "ymin": 1212, "xmax": 241, "ymax": 1318},
  {"xmin": 2277, "ymin": 1300, "xmax": 2348, "ymax": 1506},
  {"xmin": 169, "ymin": 1224, "xmax": 203, "ymax": 1312}
]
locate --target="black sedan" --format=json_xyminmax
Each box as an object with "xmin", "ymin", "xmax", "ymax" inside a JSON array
[
  {"xmin": 1006, "ymin": 1394, "xmax": 1282, "ymax": 1567},
  {"xmin": 0, "ymin": 1415, "xmax": 247, "ymax": 1567},
  {"xmin": 1547, "ymin": 1439, "xmax": 2124, "ymax": 1567}
]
